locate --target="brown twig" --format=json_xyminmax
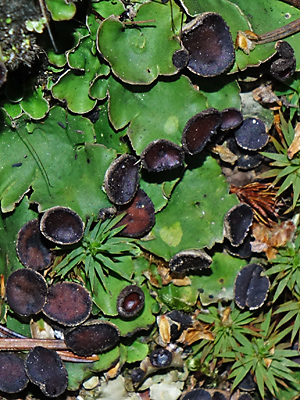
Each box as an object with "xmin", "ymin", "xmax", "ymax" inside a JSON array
[
  {"xmin": 123, "ymin": 20, "xmax": 156, "ymax": 25},
  {"xmin": 0, "ymin": 325, "xmax": 98, "ymax": 362},
  {"xmin": 0, "ymin": 338, "xmax": 68, "ymax": 351},
  {"xmin": 255, "ymin": 17, "xmax": 300, "ymax": 44}
]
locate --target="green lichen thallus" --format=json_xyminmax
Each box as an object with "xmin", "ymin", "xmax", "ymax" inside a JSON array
[{"xmin": 15, "ymin": 127, "xmax": 52, "ymax": 196}]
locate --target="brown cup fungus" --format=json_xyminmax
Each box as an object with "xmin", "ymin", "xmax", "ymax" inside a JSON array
[
  {"xmin": 25, "ymin": 346, "xmax": 68, "ymax": 398},
  {"xmin": 226, "ymin": 137, "xmax": 264, "ymax": 171},
  {"xmin": 64, "ymin": 321, "xmax": 120, "ymax": 356},
  {"xmin": 238, "ymin": 395, "xmax": 253, "ymax": 400},
  {"xmin": 237, "ymin": 153, "xmax": 264, "ymax": 171},
  {"xmin": 98, "ymin": 206, "xmax": 117, "ymax": 221},
  {"xmin": 238, "ymin": 372, "xmax": 256, "ymax": 392},
  {"xmin": 220, "ymin": 108, "xmax": 243, "ymax": 131},
  {"xmin": 181, "ymin": 388, "xmax": 212, "ymax": 400},
  {"xmin": 104, "ymin": 154, "xmax": 140, "ymax": 205},
  {"xmin": 163, "ymin": 310, "xmax": 193, "ymax": 341},
  {"xmin": 225, "ymin": 234, "xmax": 253, "ymax": 259},
  {"xmin": 234, "ymin": 263, "xmax": 270, "ymax": 310},
  {"xmin": 117, "ymin": 285, "xmax": 145, "ymax": 318},
  {"xmin": 182, "ymin": 108, "xmax": 221, "ymax": 155},
  {"xmin": 172, "ymin": 48, "xmax": 190, "ymax": 70},
  {"xmin": 224, "ymin": 203, "xmax": 253, "ymax": 247},
  {"xmin": 0, "ymin": 353, "xmax": 29, "ymax": 393},
  {"xmin": 270, "ymin": 41, "xmax": 296, "ymax": 82},
  {"xmin": 212, "ymin": 392, "xmax": 227, "ymax": 400},
  {"xmin": 131, "ymin": 368, "xmax": 146, "ymax": 383},
  {"xmin": 234, "ymin": 118, "xmax": 268, "ymax": 151},
  {"xmin": 43, "ymin": 282, "xmax": 92, "ymax": 326},
  {"xmin": 40, "ymin": 206, "xmax": 84, "ymax": 245},
  {"xmin": 141, "ymin": 139, "xmax": 184, "ymax": 173},
  {"xmin": 181, "ymin": 13, "xmax": 235, "ymax": 77},
  {"xmin": 169, "ymin": 249, "xmax": 212, "ymax": 274},
  {"xmin": 149, "ymin": 348, "xmax": 172, "ymax": 368},
  {"xmin": 6, "ymin": 269, "xmax": 47, "ymax": 316},
  {"xmin": 16, "ymin": 219, "xmax": 53, "ymax": 271},
  {"xmin": 116, "ymin": 189, "xmax": 155, "ymax": 238}
]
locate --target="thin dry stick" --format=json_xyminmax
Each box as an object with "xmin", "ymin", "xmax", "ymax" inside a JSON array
[
  {"xmin": 0, "ymin": 338, "xmax": 68, "ymax": 351},
  {"xmin": 0, "ymin": 325, "xmax": 98, "ymax": 362},
  {"xmin": 0, "ymin": 325, "xmax": 25, "ymax": 339},
  {"xmin": 254, "ymin": 18, "xmax": 300, "ymax": 44},
  {"xmin": 123, "ymin": 20, "xmax": 156, "ymax": 25},
  {"xmin": 56, "ymin": 350, "xmax": 99, "ymax": 362},
  {"xmin": 38, "ymin": 0, "xmax": 58, "ymax": 53}
]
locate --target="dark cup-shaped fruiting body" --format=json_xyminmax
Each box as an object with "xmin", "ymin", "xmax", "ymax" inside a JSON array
[
  {"xmin": 172, "ymin": 48, "xmax": 190, "ymax": 70},
  {"xmin": 181, "ymin": 388, "xmax": 212, "ymax": 400},
  {"xmin": 165, "ymin": 310, "xmax": 193, "ymax": 341},
  {"xmin": 220, "ymin": 108, "xmax": 243, "ymax": 131},
  {"xmin": 226, "ymin": 136, "xmax": 264, "ymax": 171},
  {"xmin": 98, "ymin": 206, "xmax": 117, "ymax": 221},
  {"xmin": 16, "ymin": 219, "xmax": 54, "ymax": 271},
  {"xmin": 0, "ymin": 353, "xmax": 29, "ymax": 393},
  {"xmin": 169, "ymin": 249, "xmax": 212, "ymax": 274},
  {"xmin": 234, "ymin": 263, "xmax": 270, "ymax": 310},
  {"xmin": 234, "ymin": 118, "xmax": 268, "ymax": 151},
  {"xmin": 104, "ymin": 154, "xmax": 140, "ymax": 205},
  {"xmin": 270, "ymin": 41, "xmax": 296, "ymax": 82},
  {"xmin": 224, "ymin": 203, "xmax": 253, "ymax": 247},
  {"xmin": 237, "ymin": 153, "xmax": 264, "ymax": 171},
  {"xmin": 115, "ymin": 189, "xmax": 155, "ymax": 238},
  {"xmin": 25, "ymin": 346, "xmax": 68, "ymax": 398},
  {"xmin": 40, "ymin": 206, "xmax": 84, "ymax": 245},
  {"xmin": 64, "ymin": 320, "xmax": 120, "ymax": 356},
  {"xmin": 270, "ymin": 57, "xmax": 296, "ymax": 82},
  {"xmin": 141, "ymin": 139, "xmax": 184, "ymax": 173},
  {"xmin": 276, "ymin": 40, "xmax": 295, "ymax": 59},
  {"xmin": 211, "ymin": 392, "xmax": 226, "ymax": 400},
  {"xmin": 238, "ymin": 394, "xmax": 253, "ymax": 400},
  {"xmin": 225, "ymin": 234, "xmax": 253, "ymax": 259},
  {"xmin": 149, "ymin": 348, "xmax": 172, "ymax": 368},
  {"xmin": 117, "ymin": 285, "xmax": 145, "ymax": 318},
  {"xmin": 181, "ymin": 13, "xmax": 235, "ymax": 77},
  {"xmin": 131, "ymin": 368, "xmax": 146, "ymax": 383},
  {"xmin": 6, "ymin": 268, "xmax": 47, "ymax": 316},
  {"xmin": 182, "ymin": 108, "xmax": 221, "ymax": 155},
  {"xmin": 43, "ymin": 282, "xmax": 92, "ymax": 326},
  {"xmin": 238, "ymin": 371, "xmax": 256, "ymax": 391}
]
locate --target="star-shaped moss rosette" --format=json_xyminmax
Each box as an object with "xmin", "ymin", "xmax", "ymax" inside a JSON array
[{"xmin": 54, "ymin": 214, "xmax": 139, "ymax": 292}]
